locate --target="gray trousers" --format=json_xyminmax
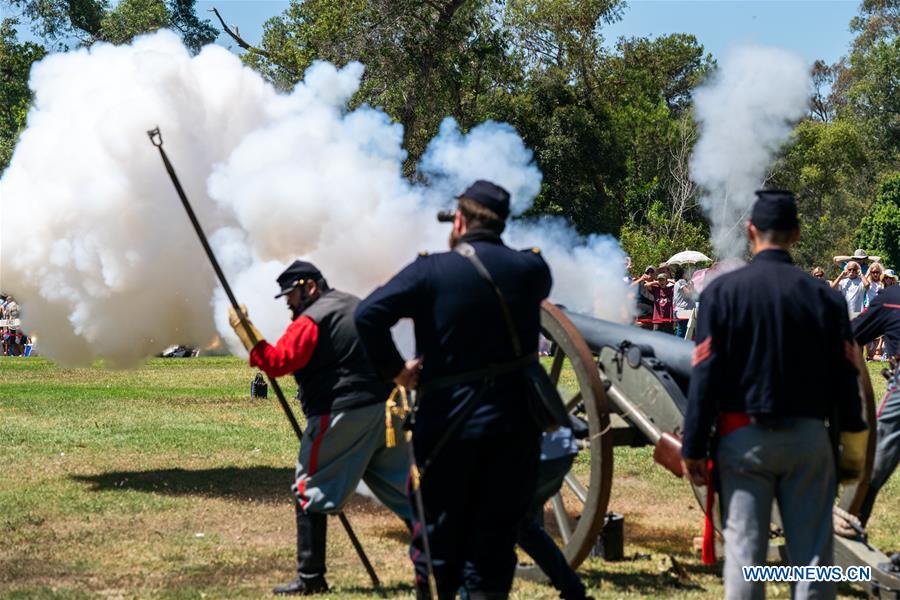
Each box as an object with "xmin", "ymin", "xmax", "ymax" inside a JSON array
[
  {"xmin": 293, "ymin": 402, "xmax": 413, "ymax": 521},
  {"xmin": 859, "ymin": 373, "xmax": 900, "ymax": 525},
  {"xmin": 717, "ymin": 419, "xmax": 836, "ymax": 600}
]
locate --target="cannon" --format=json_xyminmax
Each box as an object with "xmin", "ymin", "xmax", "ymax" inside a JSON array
[{"xmin": 524, "ymin": 301, "xmax": 900, "ymax": 598}]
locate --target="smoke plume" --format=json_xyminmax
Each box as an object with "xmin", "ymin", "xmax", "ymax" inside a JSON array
[
  {"xmin": 690, "ymin": 45, "xmax": 810, "ymax": 259},
  {"xmin": 0, "ymin": 31, "xmax": 630, "ymax": 367}
]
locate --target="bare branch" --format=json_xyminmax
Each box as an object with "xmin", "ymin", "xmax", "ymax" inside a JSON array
[
  {"xmin": 667, "ymin": 116, "xmax": 700, "ymax": 233},
  {"xmin": 209, "ymin": 7, "xmax": 270, "ymax": 58}
]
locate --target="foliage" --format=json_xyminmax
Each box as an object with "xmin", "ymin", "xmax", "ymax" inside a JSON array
[
  {"xmin": 4, "ymin": 0, "xmax": 898, "ymax": 269},
  {"xmin": 771, "ymin": 1, "xmax": 898, "ymax": 270},
  {"xmin": 619, "ymin": 201, "xmax": 712, "ymax": 275},
  {"xmin": 488, "ymin": 71, "xmax": 627, "ymax": 234},
  {"xmin": 245, "ymin": 0, "xmax": 714, "ymax": 238},
  {"xmin": 4, "ymin": 0, "xmax": 217, "ymax": 51},
  {"xmin": 856, "ymin": 172, "xmax": 900, "ymax": 268},
  {"xmin": 99, "ymin": 0, "xmax": 169, "ymax": 46},
  {"xmin": 0, "ymin": 18, "xmax": 45, "ymax": 172},
  {"xmin": 845, "ymin": 37, "xmax": 900, "ymax": 161},
  {"xmin": 829, "ymin": 0, "xmax": 899, "ymax": 164},
  {"xmin": 771, "ymin": 119, "xmax": 872, "ymax": 269},
  {"xmin": 1, "ymin": 0, "xmax": 215, "ymax": 170}
]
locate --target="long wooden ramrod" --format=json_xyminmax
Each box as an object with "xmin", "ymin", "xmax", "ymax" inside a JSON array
[{"xmin": 147, "ymin": 127, "xmax": 381, "ymax": 589}]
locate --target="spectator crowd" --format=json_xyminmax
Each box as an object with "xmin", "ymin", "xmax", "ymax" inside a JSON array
[
  {"xmin": 0, "ymin": 293, "xmax": 31, "ymax": 357},
  {"xmin": 627, "ymin": 247, "xmax": 898, "ymax": 362},
  {"xmin": 822, "ymin": 249, "xmax": 898, "ymax": 361},
  {"xmin": 628, "ymin": 261, "xmax": 697, "ymax": 337}
]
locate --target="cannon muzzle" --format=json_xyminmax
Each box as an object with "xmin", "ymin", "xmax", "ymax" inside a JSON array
[{"xmin": 561, "ymin": 308, "xmax": 693, "ymax": 390}]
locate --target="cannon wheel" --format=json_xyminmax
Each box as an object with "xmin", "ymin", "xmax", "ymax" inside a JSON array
[
  {"xmin": 516, "ymin": 302, "xmax": 614, "ymax": 580},
  {"xmin": 839, "ymin": 349, "xmax": 878, "ymax": 514}
]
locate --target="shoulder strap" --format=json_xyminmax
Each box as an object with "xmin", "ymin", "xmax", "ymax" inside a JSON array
[{"xmin": 454, "ymin": 242, "xmax": 522, "ymax": 356}]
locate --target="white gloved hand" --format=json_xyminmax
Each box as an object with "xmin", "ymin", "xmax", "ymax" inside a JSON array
[{"xmin": 228, "ymin": 304, "xmax": 265, "ymax": 352}]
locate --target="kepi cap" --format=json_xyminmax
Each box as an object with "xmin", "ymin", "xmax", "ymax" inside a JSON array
[
  {"xmin": 275, "ymin": 260, "xmax": 323, "ymax": 298},
  {"xmin": 751, "ymin": 189, "xmax": 799, "ymax": 231},
  {"xmin": 458, "ymin": 180, "xmax": 511, "ymax": 221}
]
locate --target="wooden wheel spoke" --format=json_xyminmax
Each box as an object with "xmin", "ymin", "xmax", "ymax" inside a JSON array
[
  {"xmin": 548, "ymin": 350, "xmax": 565, "ymax": 384},
  {"xmin": 564, "ymin": 473, "xmax": 588, "ymax": 505},
  {"xmin": 550, "ymin": 493, "xmax": 572, "ymax": 545},
  {"xmin": 517, "ymin": 302, "xmax": 613, "ymax": 582}
]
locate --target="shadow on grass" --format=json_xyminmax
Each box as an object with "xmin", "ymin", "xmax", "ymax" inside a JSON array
[
  {"xmin": 340, "ymin": 582, "xmax": 416, "ymax": 596},
  {"xmin": 581, "ymin": 565, "xmax": 706, "ymax": 593},
  {"xmin": 71, "ymin": 466, "xmax": 294, "ymax": 503}
]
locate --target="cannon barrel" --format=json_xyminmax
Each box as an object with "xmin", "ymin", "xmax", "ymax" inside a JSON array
[{"xmin": 561, "ymin": 308, "xmax": 693, "ymax": 388}]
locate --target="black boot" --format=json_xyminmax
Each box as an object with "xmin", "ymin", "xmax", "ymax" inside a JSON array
[
  {"xmin": 273, "ymin": 509, "xmax": 329, "ymax": 595},
  {"xmin": 272, "ymin": 575, "xmax": 328, "ymax": 595}
]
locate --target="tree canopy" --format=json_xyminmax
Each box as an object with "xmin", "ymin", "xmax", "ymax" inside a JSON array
[{"xmin": 2, "ymin": 0, "xmax": 898, "ymax": 274}]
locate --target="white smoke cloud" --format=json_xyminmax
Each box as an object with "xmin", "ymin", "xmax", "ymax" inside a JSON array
[
  {"xmin": 1, "ymin": 30, "xmax": 631, "ymax": 367},
  {"xmin": 690, "ymin": 45, "xmax": 810, "ymax": 259},
  {"xmin": 418, "ymin": 119, "xmax": 543, "ymax": 216}
]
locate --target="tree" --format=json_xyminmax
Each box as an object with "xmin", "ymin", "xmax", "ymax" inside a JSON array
[
  {"xmin": 856, "ymin": 172, "xmax": 900, "ymax": 268},
  {"xmin": 845, "ymin": 37, "xmax": 899, "ymax": 161},
  {"xmin": 829, "ymin": 0, "xmax": 899, "ymax": 163},
  {"xmin": 0, "ymin": 18, "xmax": 46, "ymax": 172},
  {"xmin": 4, "ymin": 0, "xmax": 217, "ymax": 52},
  {"xmin": 247, "ymin": 0, "xmax": 515, "ymax": 170},
  {"xmin": 770, "ymin": 119, "xmax": 872, "ymax": 269},
  {"xmin": 848, "ymin": 0, "xmax": 899, "ymax": 54},
  {"xmin": 487, "ymin": 70, "xmax": 627, "ymax": 234},
  {"xmin": 599, "ymin": 34, "xmax": 712, "ymax": 233},
  {"xmin": 619, "ymin": 200, "xmax": 712, "ymax": 275},
  {"xmin": 99, "ymin": 0, "xmax": 169, "ymax": 46},
  {"xmin": 810, "ymin": 59, "xmax": 839, "ymax": 123}
]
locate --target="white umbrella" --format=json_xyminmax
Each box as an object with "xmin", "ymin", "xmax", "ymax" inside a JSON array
[{"xmin": 666, "ymin": 250, "xmax": 712, "ymax": 266}]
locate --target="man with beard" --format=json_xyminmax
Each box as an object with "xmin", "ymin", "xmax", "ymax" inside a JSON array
[
  {"xmin": 354, "ymin": 180, "xmax": 552, "ymax": 599},
  {"xmin": 229, "ymin": 261, "xmax": 412, "ymax": 595}
]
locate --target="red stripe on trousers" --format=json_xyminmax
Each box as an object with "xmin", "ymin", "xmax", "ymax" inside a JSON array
[{"xmin": 298, "ymin": 414, "xmax": 330, "ymax": 510}]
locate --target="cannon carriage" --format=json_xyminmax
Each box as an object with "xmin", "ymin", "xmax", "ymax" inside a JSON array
[{"xmin": 525, "ymin": 301, "xmax": 899, "ymax": 597}]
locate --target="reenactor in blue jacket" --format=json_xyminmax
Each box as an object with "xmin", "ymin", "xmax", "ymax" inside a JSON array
[
  {"xmin": 354, "ymin": 181, "xmax": 551, "ymax": 599},
  {"xmin": 681, "ymin": 190, "xmax": 867, "ymax": 600}
]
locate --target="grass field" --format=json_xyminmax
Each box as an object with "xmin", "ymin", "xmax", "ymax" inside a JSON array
[{"xmin": 0, "ymin": 356, "xmax": 896, "ymax": 599}]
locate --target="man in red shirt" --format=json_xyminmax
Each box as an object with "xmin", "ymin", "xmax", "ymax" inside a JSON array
[{"xmin": 229, "ymin": 260, "xmax": 412, "ymax": 595}]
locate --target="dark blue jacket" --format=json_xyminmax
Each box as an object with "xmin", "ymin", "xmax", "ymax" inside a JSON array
[
  {"xmin": 853, "ymin": 284, "xmax": 900, "ymax": 355},
  {"xmin": 354, "ymin": 230, "xmax": 552, "ymax": 440},
  {"xmin": 682, "ymin": 249, "xmax": 865, "ymax": 459}
]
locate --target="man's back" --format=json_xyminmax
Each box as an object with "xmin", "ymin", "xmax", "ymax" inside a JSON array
[
  {"xmin": 412, "ymin": 233, "xmax": 550, "ymax": 379},
  {"xmin": 693, "ymin": 249, "xmax": 856, "ymax": 420},
  {"xmin": 296, "ymin": 289, "xmax": 391, "ymax": 415},
  {"xmin": 355, "ymin": 230, "xmax": 551, "ymax": 438}
]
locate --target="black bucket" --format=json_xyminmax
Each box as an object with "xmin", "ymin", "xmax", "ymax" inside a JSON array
[
  {"xmin": 592, "ymin": 512, "xmax": 624, "ymax": 561},
  {"xmin": 250, "ymin": 373, "xmax": 268, "ymax": 398}
]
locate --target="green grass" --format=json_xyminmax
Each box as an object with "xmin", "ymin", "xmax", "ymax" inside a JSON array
[{"xmin": 0, "ymin": 357, "xmax": 896, "ymax": 598}]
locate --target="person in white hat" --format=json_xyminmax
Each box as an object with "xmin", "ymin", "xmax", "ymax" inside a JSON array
[{"xmin": 833, "ymin": 248, "xmax": 882, "ymax": 271}]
